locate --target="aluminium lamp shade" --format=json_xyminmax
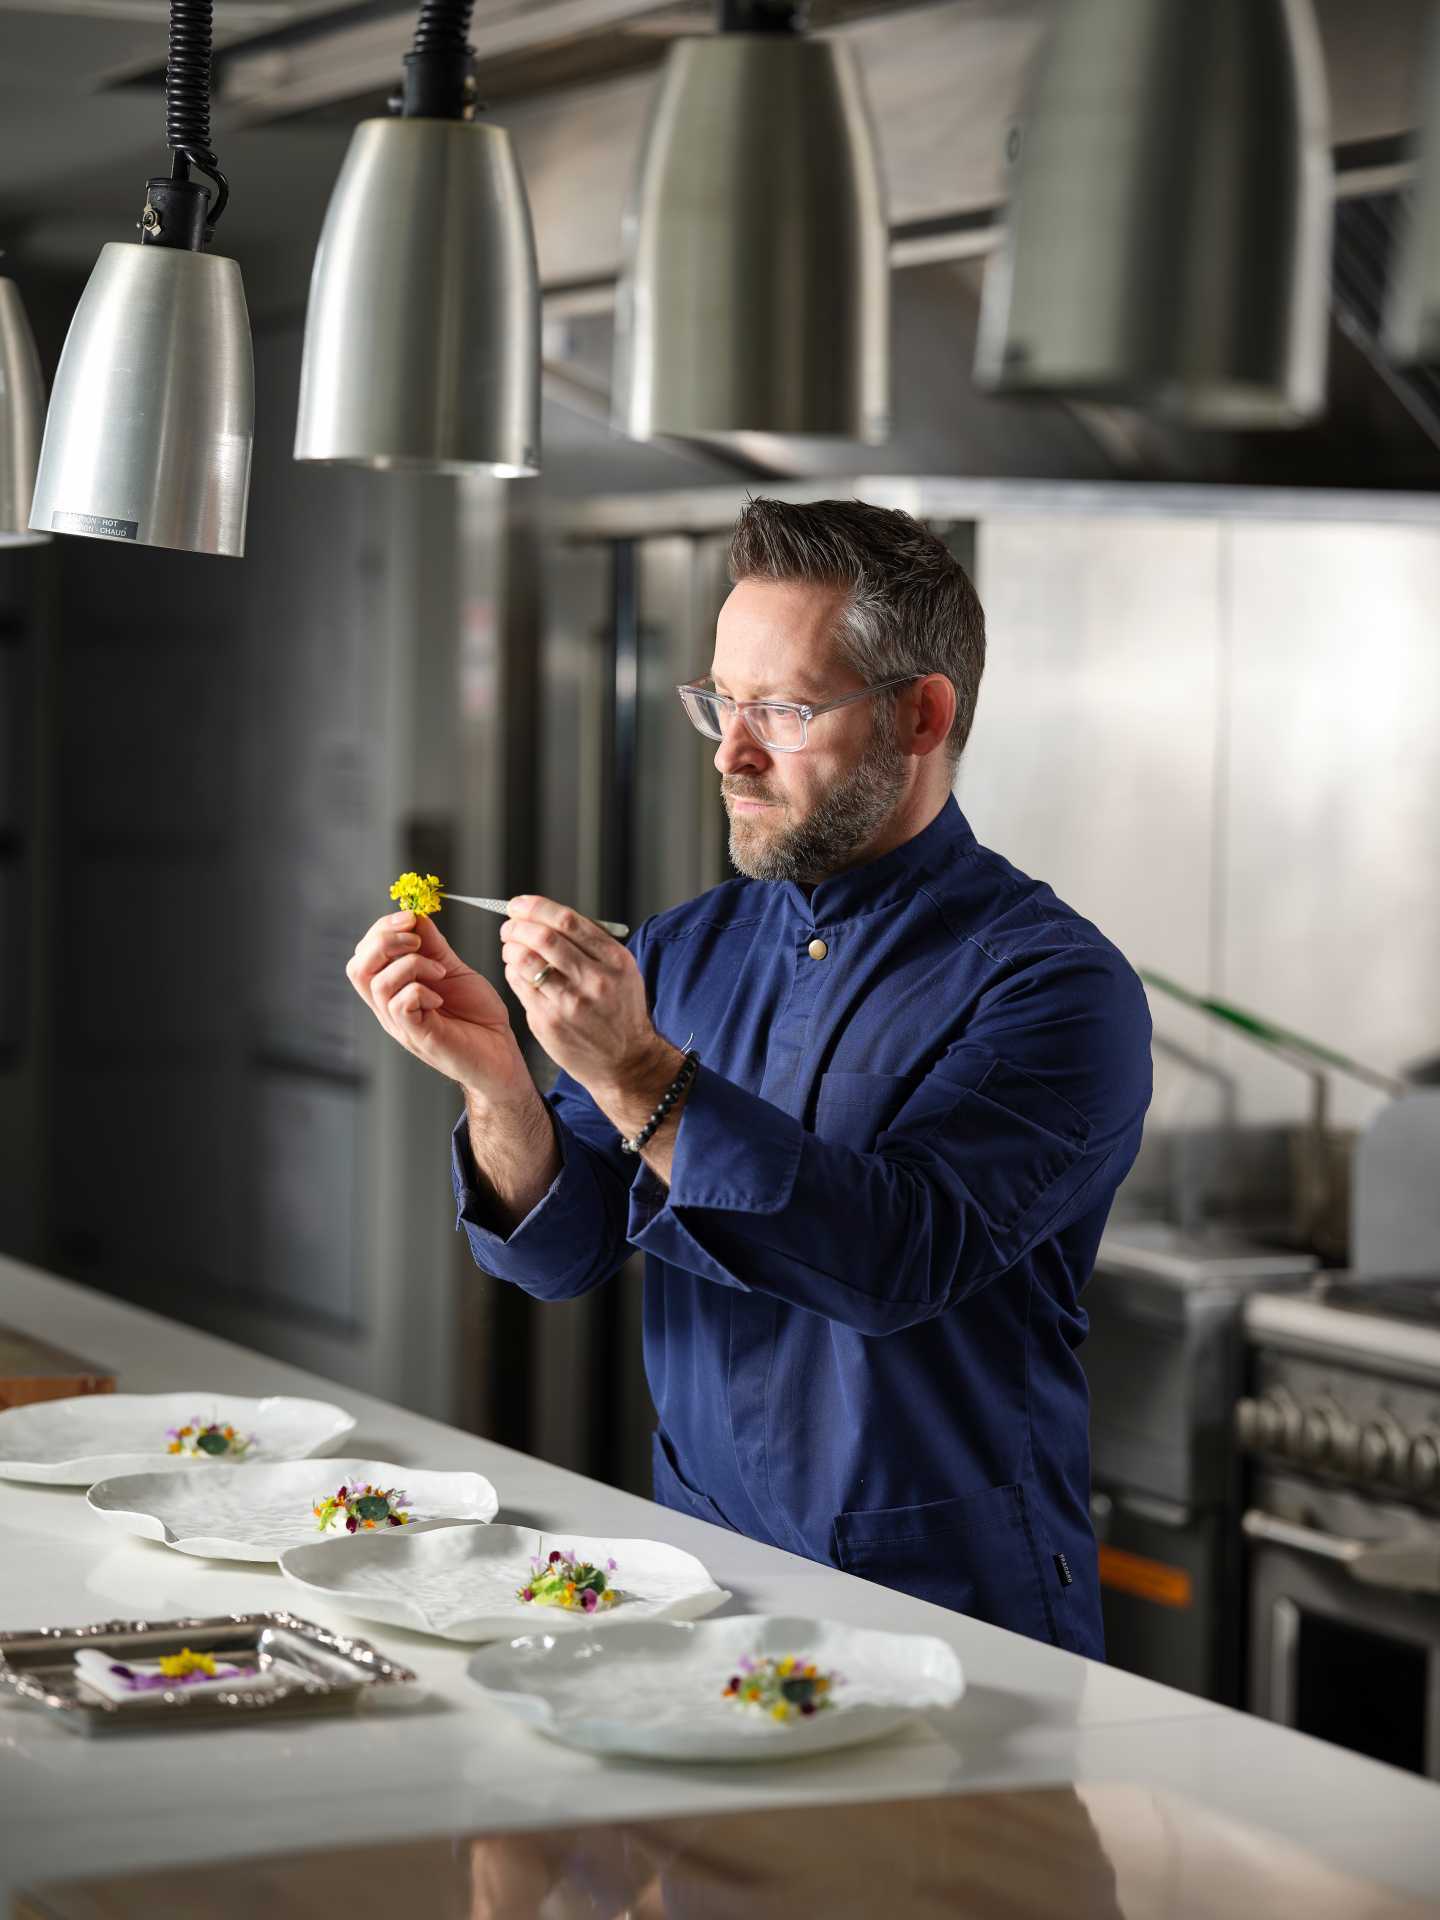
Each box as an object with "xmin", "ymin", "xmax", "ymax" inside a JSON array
[
  {"xmin": 974, "ymin": 0, "xmax": 1332, "ymax": 427},
  {"xmin": 294, "ymin": 118, "xmax": 540, "ymax": 475},
  {"xmin": 1384, "ymin": 6, "xmax": 1440, "ymax": 366},
  {"xmin": 0, "ymin": 277, "xmax": 48, "ymax": 546},
  {"xmin": 28, "ymin": 242, "xmax": 253, "ymax": 556},
  {"xmin": 614, "ymin": 34, "xmax": 889, "ymax": 442}
]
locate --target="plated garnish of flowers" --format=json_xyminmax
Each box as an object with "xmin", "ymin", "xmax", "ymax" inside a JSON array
[
  {"xmin": 109, "ymin": 1648, "xmax": 241, "ymax": 1692},
  {"xmin": 722, "ymin": 1654, "xmax": 838, "ymax": 1721},
  {"xmin": 389, "ymin": 871, "xmax": 443, "ymax": 915},
  {"xmin": 166, "ymin": 1418, "xmax": 255, "ymax": 1460},
  {"xmin": 312, "ymin": 1481, "xmax": 412, "ymax": 1535},
  {"xmin": 516, "ymin": 1548, "xmax": 622, "ymax": 1614}
]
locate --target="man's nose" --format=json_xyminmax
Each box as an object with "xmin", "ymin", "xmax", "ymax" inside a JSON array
[{"xmin": 713, "ymin": 708, "xmax": 770, "ymax": 776}]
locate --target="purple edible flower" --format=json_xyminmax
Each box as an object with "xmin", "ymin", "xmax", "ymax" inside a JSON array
[
  {"xmin": 345, "ymin": 1515, "xmax": 358, "ymax": 1533},
  {"xmin": 108, "ymin": 1662, "xmax": 241, "ymax": 1694},
  {"xmin": 581, "ymin": 1589, "xmax": 599, "ymax": 1613},
  {"xmin": 521, "ymin": 1587, "xmax": 535, "ymax": 1602},
  {"xmin": 547, "ymin": 1550, "xmax": 562, "ymax": 1565},
  {"xmin": 606, "ymin": 1558, "xmax": 618, "ymax": 1572}
]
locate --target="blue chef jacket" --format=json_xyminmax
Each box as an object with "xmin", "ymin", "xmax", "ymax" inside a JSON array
[{"xmin": 452, "ymin": 796, "xmax": 1153, "ymax": 1658}]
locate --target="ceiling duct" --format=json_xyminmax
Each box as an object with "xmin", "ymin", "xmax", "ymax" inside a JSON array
[
  {"xmin": 1385, "ymin": 2, "xmax": 1440, "ymax": 365},
  {"xmin": 1334, "ymin": 188, "xmax": 1440, "ymax": 449}
]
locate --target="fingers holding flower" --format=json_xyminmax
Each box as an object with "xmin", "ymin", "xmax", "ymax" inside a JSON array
[{"xmin": 499, "ymin": 896, "xmax": 657, "ymax": 1095}]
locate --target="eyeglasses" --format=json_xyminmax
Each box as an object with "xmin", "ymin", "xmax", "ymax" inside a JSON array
[{"xmin": 676, "ymin": 675, "xmax": 918, "ymax": 753}]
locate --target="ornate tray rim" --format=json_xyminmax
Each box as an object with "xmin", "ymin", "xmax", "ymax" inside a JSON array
[{"xmin": 0, "ymin": 1609, "xmax": 417, "ymax": 1726}]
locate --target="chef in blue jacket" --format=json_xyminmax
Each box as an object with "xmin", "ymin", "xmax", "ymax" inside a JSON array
[{"xmin": 348, "ymin": 497, "xmax": 1153, "ymax": 1659}]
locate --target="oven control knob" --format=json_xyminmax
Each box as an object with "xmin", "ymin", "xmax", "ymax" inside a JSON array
[
  {"xmin": 1322, "ymin": 1412, "xmax": 1361, "ymax": 1476},
  {"xmin": 1253, "ymin": 1390, "xmax": 1300, "ymax": 1454},
  {"xmin": 1407, "ymin": 1430, "xmax": 1440, "ymax": 1497},
  {"xmin": 1358, "ymin": 1418, "xmax": 1407, "ymax": 1483},
  {"xmin": 1298, "ymin": 1404, "xmax": 1354, "ymax": 1468}
]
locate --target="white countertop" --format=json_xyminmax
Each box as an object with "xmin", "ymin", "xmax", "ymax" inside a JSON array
[{"xmin": 2, "ymin": 1254, "xmax": 1438, "ymax": 1907}]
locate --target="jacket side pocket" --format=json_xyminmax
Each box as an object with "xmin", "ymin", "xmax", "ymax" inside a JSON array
[{"xmin": 833, "ymin": 1481, "xmax": 1059, "ymax": 1645}]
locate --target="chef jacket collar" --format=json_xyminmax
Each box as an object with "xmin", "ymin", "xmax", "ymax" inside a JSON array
[{"xmin": 779, "ymin": 793, "xmax": 975, "ymax": 928}]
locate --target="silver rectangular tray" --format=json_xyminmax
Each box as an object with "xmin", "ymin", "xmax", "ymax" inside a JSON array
[{"xmin": 0, "ymin": 1610, "xmax": 416, "ymax": 1735}]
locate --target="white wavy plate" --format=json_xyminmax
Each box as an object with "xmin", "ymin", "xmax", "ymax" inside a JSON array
[
  {"xmin": 0, "ymin": 1392, "xmax": 356, "ymax": 1486},
  {"xmin": 86, "ymin": 1458, "xmax": 500, "ymax": 1562},
  {"xmin": 466, "ymin": 1614, "xmax": 964, "ymax": 1762},
  {"xmin": 279, "ymin": 1523, "xmax": 730, "ymax": 1643}
]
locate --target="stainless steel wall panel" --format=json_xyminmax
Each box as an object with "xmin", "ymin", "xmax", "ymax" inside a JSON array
[
  {"xmin": 1219, "ymin": 521, "xmax": 1440, "ymax": 1131},
  {"xmin": 536, "ymin": 539, "xmax": 613, "ymax": 924},
  {"xmin": 634, "ymin": 534, "xmax": 729, "ymax": 928},
  {"xmin": 959, "ymin": 517, "xmax": 1229, "ymax": 1214},
  {"xmin": 962, "ymin": 516, "xmax": 1224, "ymax": 969}
]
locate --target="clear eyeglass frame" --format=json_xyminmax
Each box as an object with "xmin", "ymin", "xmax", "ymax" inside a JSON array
[{"xmin": 675, "ymin": 675, "xmax": 919, "ymax": 753}]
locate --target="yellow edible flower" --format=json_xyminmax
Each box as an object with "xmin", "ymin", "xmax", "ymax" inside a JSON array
[
  {"xmin": 389, "ymin": 872, "xmax": 443, "ymax": 915},
  {"xmin": 771, "ymin": 1703, "xmax": 790, "ymax": 1721},
  {"xmin": 777, "ymin": 1656, "xmax": 795, "ymax": 1677},
  {"xmin": 157, "ymin": 1648, "xmax": 217, "ymax": 1679}
]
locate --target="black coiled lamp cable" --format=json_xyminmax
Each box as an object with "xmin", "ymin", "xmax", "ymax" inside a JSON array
[
  {"xmin": 140, "ymin": 0, "xmax": 229, "ymax": 250},
  {"xmin": 166, "ymin": 0, "xmax": 229, "ymax": 227},
  {"xmin": 396, "ymin": 0, "xmax": 477, "ymax": 119}
]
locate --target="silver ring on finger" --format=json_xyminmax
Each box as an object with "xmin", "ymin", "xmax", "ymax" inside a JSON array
[{"xmin": 530, "ymin": 963, "xmax": 554, "ymax": 989}]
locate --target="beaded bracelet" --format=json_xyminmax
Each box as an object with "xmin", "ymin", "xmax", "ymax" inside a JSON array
[{"xmin": 620, "ymin": 1048, "xmax": 699, "ymax": 1155}]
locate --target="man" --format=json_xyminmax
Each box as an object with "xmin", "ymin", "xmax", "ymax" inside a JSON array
[{"xmin": 348, "ymin": 497, "xmax": 1152, "ymax": 1659}]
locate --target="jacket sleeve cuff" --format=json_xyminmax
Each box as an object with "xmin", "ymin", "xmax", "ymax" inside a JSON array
[
  {"xmin": 451, "ymin": 1107, "xmax": 629, "ymax": 1294},
  {"xmin": 625, "ymin": 1068, "xmax": 805, "ymax": 1280},
  {"xmin": 667, "ymin": 1067, "xmax": 804, "ymax": 1212}
]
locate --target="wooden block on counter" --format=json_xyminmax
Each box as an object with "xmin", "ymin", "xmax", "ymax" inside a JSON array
[{"xmin": 0, "ymin": 1325, "xmax": 115, "ymax": 1410}]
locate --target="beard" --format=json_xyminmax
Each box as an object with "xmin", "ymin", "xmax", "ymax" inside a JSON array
[{"xmin": 723, "ymin": 713, "xmax": 909, "ymax": 884}]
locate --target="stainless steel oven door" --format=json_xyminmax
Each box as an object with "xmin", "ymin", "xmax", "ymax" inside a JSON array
[{"xmin": 1245, "ymin": 1509, "xmax": 1440, "ymax": 1779}]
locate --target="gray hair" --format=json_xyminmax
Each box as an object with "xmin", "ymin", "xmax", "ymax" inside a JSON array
[{"xmin": 727, "ymin": 496, "xmax": 986, "ymax": 768}]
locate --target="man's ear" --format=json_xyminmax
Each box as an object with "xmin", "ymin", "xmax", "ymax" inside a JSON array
[{"xmin": 907, "ymin": 674, "xmax": 957, "ymax": 758}]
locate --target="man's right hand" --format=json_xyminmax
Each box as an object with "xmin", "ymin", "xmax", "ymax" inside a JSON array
[{"xmin": 346, "ymin": 910, "xmax": 533, "ymax": 1105}]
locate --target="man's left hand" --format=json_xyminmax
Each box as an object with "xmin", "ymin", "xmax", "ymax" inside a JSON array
[{"xmin": 500, "ymin": 896, "xmax": 669, "ymax": 1102}]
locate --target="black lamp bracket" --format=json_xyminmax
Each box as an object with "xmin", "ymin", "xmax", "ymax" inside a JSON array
[
  {"xmin": 139, "ymin": 174, "xmax": 211, "ymax": 251},
  {"xmin": 716, "ymin": 0, "xmax": 807, "ymax": 30}
]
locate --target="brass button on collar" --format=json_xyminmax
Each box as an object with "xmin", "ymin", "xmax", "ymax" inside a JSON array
[{"xmin": 807, "ymin": 937, "xmax": 829, "ymax": 961}]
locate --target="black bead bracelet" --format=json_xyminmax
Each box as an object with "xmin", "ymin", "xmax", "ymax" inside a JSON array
[{"xmin": 620, "ymin": 1048, "xmax": 699, "ymax": 1156}]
